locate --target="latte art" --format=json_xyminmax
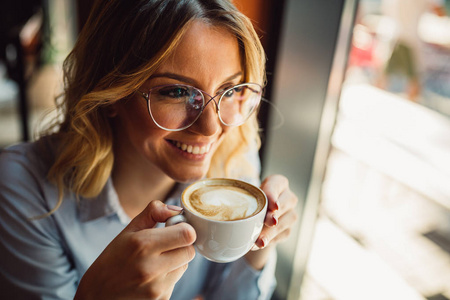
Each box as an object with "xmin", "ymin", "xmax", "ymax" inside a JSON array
[{"xmin": 186, "ymin": 185, "xmax": 261, "ymax": 221}]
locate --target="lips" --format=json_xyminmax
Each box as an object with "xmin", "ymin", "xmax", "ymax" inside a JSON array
[{"xmin": 171, "ymin": 140, "xmax": 212, "ymax": 155}]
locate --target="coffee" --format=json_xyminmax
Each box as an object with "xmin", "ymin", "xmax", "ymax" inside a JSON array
[
  {"xmin": 172, "ymin": 178, "xmax": 268, "ymax": 262},
  {"xmin": 183, "ymin": 182, "xmax": 265, "ymax": 221}
]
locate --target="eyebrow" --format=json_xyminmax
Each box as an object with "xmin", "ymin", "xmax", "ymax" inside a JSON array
[{"xmin": 149, "ymin": 71, "xmax": 243, "ymax": 86}]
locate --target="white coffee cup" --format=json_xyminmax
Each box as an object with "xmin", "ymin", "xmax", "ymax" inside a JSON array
[{"xmin": 166, "ymin": 178, "xmax": 267, "ymax": 263}]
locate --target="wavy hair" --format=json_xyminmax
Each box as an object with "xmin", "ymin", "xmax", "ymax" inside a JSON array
[{"xmin": 46, "ymin": 0, "xmax": 266, "ymax": 212}]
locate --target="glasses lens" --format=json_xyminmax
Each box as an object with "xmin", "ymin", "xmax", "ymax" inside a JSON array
[
  {"xmin": 148, "ymin": 85, "xmax": 204, "ymax": 130},
  {"xmin": 218, "ymin": 83, "xmax": 262, "ymax": 126}
]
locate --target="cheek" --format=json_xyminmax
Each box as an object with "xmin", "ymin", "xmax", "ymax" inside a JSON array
[
  {"xmin": 122, "ymin": 98, "xmax": 151, "ymax": 124},
  {"xmin": 116, "ymin": 99, "xmax": 166, "ymax": 143},
  {"xmin": 210, "ymin": 125, "xmax": 232, "ymax": 152}
]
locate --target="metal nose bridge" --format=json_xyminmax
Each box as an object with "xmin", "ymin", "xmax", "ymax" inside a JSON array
[{"xmin": 201, "ymin": 91, "xmax": 222, "ymax": 113}]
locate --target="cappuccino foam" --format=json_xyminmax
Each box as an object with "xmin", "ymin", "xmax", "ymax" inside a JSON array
[{"xmin": 186, "ymin": 185, "xmax": 260, "ymax": 221}]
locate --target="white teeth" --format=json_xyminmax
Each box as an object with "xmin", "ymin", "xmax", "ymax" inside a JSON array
[
  {"xmin": 193, "ymin": 146, "xmax": 200, "ymax": 154},
  {"xmin": 173, "ymin": 141, "xmax": 211, "ymax": 155}
]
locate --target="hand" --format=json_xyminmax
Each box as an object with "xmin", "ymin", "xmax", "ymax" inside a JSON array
[
  {"xmin": 245, "ymin": 174, "xmax": 298, "ymax": 269},
  {"xmin": 75, "ymin": 200, "xmax": 196, "ymax": 300},
  {"xmin": 257, "ymin": 174, "xmax": 298, "ymax": 247}
]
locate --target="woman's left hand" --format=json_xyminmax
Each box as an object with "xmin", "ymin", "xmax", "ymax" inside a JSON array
[{"xmin": 244, "ymin": 174, "xmax": 298, "ymax": 270}]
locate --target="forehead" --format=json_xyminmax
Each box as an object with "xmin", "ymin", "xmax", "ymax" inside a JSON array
[{"xmin": 154, "ymin": 21, "xmax": 243, "ymax": 87}]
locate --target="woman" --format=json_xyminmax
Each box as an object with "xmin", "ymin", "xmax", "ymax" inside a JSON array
[{"xmin": 0, "ymin": 0, "xmax": 298, "ymax": 299}]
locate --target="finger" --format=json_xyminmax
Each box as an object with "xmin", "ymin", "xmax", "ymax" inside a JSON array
[
  {"xmin": 268, "ymin": 227, "xmax": 291, "ymax": 245},
  {"xmin": 137, "ymin": 245, "xmax": 194, "ymax": 286},
  {"xmin": 135, "ymin": 266, "xmax": 183, "ymax": 300},
  {"xmin": 131, "ymin": 246, "xmax": 194, "ymax": 298},
  {"xmin": 260, "ymin": 175, "xmax": 289, "ymax": 212},
  {"xmin": 264, "ymin": 210, "xmax": 278, "ymax": 227},
  {"xmin": 164, "ymin": 262, "xmax": 190, "ymax": 284},
  {"xmin": 144, "ymin": 264, "xmax": 188, "ymax": 300},
  {"xmin": 263, "ymin": 189, "xmax": 297, "ymax": 227},
  {"xmin": 138, "ymin": 223, "xmax": 196, "ymax": 253},
  {"xmin": 276, "ymin": 188, "xmax": 299, "ymax": 216},
  {"xmin": 126, "ymin": 200, "xmax": 183, "ymax": 232},
  {"xmin": 164, "ymin": 265, "xmax": 189, "ymax": 297},
  {"xmin": 256, "ymin": 210, "xmax": 298, "ymax": 248},
  {"xmin": 147, "ymin": 244, "xmax": 195, "ymax": 274},
  {"xmin": 266, "ymin": 211, "xmax": 297, "ymax": 243}
]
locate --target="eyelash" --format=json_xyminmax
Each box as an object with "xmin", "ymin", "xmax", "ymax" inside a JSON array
[{"xmin": 217, "ymin": 81, "xmax": 241, "ymax": 94}]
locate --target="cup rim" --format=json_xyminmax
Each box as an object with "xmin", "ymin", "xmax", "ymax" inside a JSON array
[{"xmin": 181, "ymin": 178, "xmax": 268, "ymax": 223}]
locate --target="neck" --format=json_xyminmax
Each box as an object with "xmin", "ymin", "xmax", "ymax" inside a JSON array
[{"xmin": 112, "ymin": 153, "xmax": 176, "ymax": 220}]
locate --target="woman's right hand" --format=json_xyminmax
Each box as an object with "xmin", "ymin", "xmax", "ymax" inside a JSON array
[{"xmin": 74, "ymin": 200, "xmax": 196, "ymax": 300}]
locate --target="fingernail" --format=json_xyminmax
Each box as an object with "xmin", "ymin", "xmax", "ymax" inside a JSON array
[
  {"xmin": 167, "ymin": 205, "xmax": 183, "ymax": 211},
  {"xmin": 272, "ymin": 214, "xmax": 278, "ymax": 226},
  {"xmin": 260, "ymin": 236, "xmax": 268, "ymax": 248},
  {"xmin": 275, "ymin": 200, "xmax": 280, "ymax": 210}
]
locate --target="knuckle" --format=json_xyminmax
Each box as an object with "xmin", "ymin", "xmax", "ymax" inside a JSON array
[
  {"xmin": 292, "ymin": 211, "xmax": 299, "ymax": 223},
  {"xmin": 133, "ymin": 260, "xmax": 161, "ymax": 284},
  {"xmin": 129, "ymin": 234, "xmax": 146, "ymax": 252},
  {"xmin": 128, "ymin": 233, "xmax": 156, "ymax": 258},
  {"xmin": 177, "ymin": 224, "xmax": 196, "ymax": 244},
  {"xmin": 279, "ymin": 174, "xmax": 289, "ymax": 186},
  {"xmin": 288, "ymin": 211, "xmax": 298, "ymax": 223},
  {"xmin": 135, "ymin": 267, "xmax": 154, "ymax": 283},
  {"xmin": 284, "ymin": 227, "xmax": 292, "ymax": 238},
  {"xmin": 270, "ymin": 174, "xmax": 288, "ymax": 187},
  {"xmin": 148, "ymin": 200, "xmax": 160, "ymax": 211},
  {"xmin": 276, "ymin": 230, "xmax": 290, "ymax": 244}
]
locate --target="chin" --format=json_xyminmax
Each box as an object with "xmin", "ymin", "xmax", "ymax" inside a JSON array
[{"xmin": 166, "ymin": 168, "xmax": 208, "ymax": 184}]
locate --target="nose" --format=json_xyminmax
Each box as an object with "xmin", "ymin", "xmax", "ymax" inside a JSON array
[{"xmin": 189, "ymin": 98, "xmax": 221, "ymax": 136}]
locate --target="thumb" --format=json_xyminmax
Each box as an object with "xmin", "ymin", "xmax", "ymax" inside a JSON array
[{"xmin": 126, "ymin": 200, "xmax": 183, "ymax": 232}]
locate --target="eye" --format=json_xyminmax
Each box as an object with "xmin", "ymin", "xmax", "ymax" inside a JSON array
[
  {"xmin": 158, "ymin": 86, "xmax": 190, "ymax": 98},
  {"xmin": 223, "ymin": 86, "xmax": 244, "ymax": 98}
]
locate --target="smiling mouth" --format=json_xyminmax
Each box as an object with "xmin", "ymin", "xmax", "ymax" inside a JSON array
[{"xmin": 170, "ymin": 141, "xmax": 212, "ymax": 155}]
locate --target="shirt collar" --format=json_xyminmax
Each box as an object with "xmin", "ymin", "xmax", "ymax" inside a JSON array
[
  {"xmin": 78, "ymin": 178, "xmax": 131, "ymax": 224},
  {"xmin": 78, "ymin": 179, "xmax": 189, "ymax": 225}
]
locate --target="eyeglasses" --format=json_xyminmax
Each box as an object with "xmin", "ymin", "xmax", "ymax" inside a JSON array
[{"xmin": 138, "ymin": 83, "xmax": 262, "ymax": 131}]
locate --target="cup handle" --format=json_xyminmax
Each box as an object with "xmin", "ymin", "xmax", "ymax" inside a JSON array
[{"xmin": 165, "ymin": 213, "xmax": 187, "ymax": 227}]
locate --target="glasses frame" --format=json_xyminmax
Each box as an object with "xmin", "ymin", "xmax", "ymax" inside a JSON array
[{"xmin": 138, "ymin": 82, "xmax": 263, "ymax": 131}]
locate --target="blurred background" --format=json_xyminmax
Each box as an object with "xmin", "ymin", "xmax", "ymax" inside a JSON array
[{"xmin": 1, "ymin": 0, "xmax": 450, "ymax": 299}]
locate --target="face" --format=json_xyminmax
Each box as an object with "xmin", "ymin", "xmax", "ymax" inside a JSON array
[{"xmin": 112, "ymin": 21, "xmax": 243, "ymax": 182}]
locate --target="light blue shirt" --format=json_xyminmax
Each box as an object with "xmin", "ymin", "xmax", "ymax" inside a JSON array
[{"xmin": 0, "ymin": 136, "xmax": 276, "ymax": 300}]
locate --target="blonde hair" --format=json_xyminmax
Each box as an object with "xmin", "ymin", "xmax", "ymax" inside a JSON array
[{"xmin": 46, "ymin": 0, "xmax": 266, "ymax": 212}]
